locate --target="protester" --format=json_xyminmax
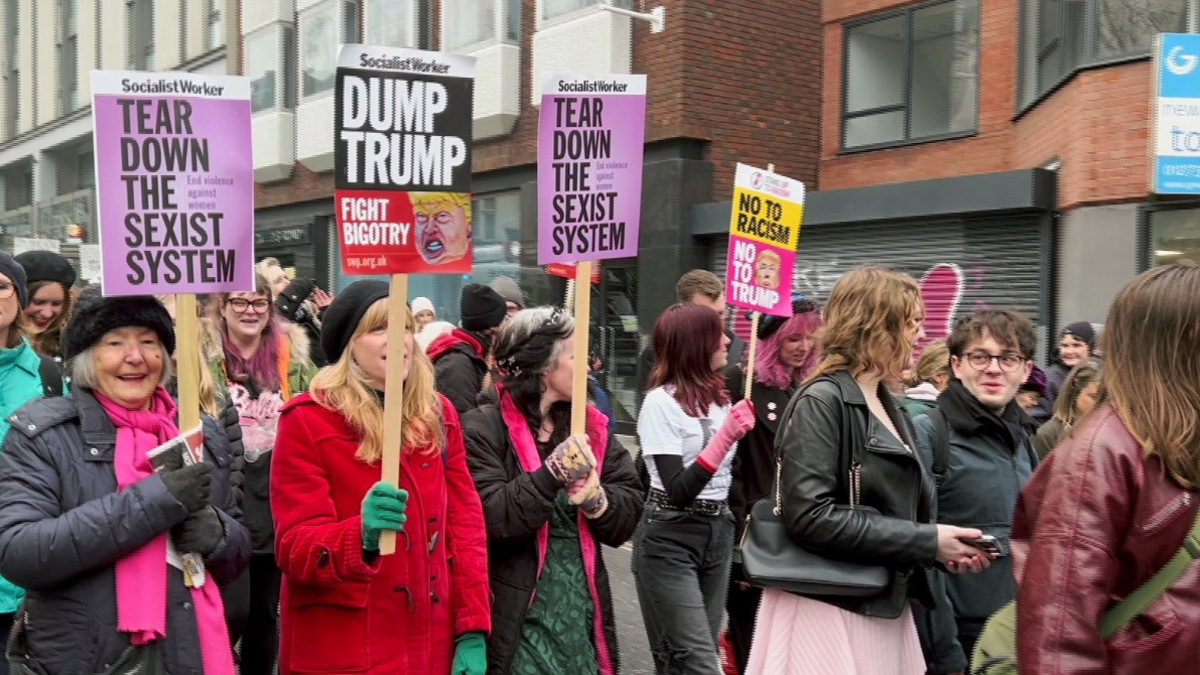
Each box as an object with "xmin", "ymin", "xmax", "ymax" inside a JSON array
[
  {"xmin": 912, "ymin": 310, "xmax": 1040, "ymax": 669},
  {"xmin": 902, "ymin": 339, "xmax": 950, "ymax": 418},
  {"xmin": 490, "ymin": 276, "xmax": 525, "ymax": 318},
  {"xmin": 0, "ymin": 286, "xmax": 250, "ymax": 675},
  {"xmin": 1031, "ymin": 359, "xmax": 1101, "ymax": 459},
  {"xmin": 1012, "ymin": 262, "xmax": 1200, "ymax": 672},
  {"xmin": 1044, "ymin": 321, "xmax": 1094, "ymax": 402},
  {"xmin": 412, "ymin": 296, "xmax": 437, "ymax": 327},
  {"xmin": 630, "ymin": 302, "xmax": 753, "ymax": 675},
  {"xmin": 272, "ymin": 281, "xmax": 490, "ymax": 675},
  {"xmin": 0, "ymin": 252, "xmax": 63, "ymax": 671},
  {"xmin": 417, "ymin": 320, "xmax": 456, "ymax": 352},
  {"xmin": 721, "ymin": 297, "xmax": 821, "ymax": 674},
  {"xmin": 274, "ymin": 276, "xmax": 328, "ymax": 367},
  {"xmin": 636, "ymin": 270, "xmax": 744, "ymax": 412},
  {"xmin": 1017, "ymin": 365, "xmax": 1052, "ymax": 426},
  {"xmin": 211, "ymin": 272, "xmax": 317, "ymax": 675},
  {"xmin": 748, "ymin": 265, "xmax": 991, "ymax": 675},
  {"xmin": 14, "ymin": 250, "xmax": 75, "ymax": 360},
  {"xmin": 428, "ymin": 283, "xmax": 507, "ymax": 414},
  {"xmin": 462, "ymin": 307, "xmax": 642, "ymax": 674}
]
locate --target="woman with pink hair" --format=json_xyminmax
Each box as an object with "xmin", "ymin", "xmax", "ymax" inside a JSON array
[{"xmin": 721, "ymin": 297, "xmax": 822, "ymax": 674}]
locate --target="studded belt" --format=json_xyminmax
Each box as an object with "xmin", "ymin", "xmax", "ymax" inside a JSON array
[{"xmin": 647, "ymin": 487, "xmax": 729, "ymax": 517}]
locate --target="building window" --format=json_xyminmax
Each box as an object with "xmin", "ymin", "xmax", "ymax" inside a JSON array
[
  {"xmin": 1147, "ymin": 208, "xmax": 1200, "ymax": 269},
  {"xmin": 206, "ymin": 0, "xmax": 222, "ymax": 51},
  {"xmin": 59, "ymin": 0, "xmax": 78, "ymax": 114},
  {"xmin": 443, "ymin": 0, "xmax": 519, "ymax": 51},
  {"xmin": 542, "ymin": 0, "xmax": 628, "ymax": 22},
  {"xmin": 366, "ymin": 0, "xmax": 430, "ymax": 48},
  {"xmin": 246, "ymin": 29, "xmax": 280, "ymax": 113},
  {"xmin": 127, "ymin": 0, "xmax": 154, "ymax": 71},
  {"xmin": 841, "ymin": 0, "xmax": 979, "ymax": 150},
  {"xmin": 300, "ymin": 1, "xmax": 344, "ymax": 98},
  {"xmin": 1020, "ymin": 0, "xmax": 1189, "ymax": 109},
  {"xmin": 77, "ymin": 151, "xmax": 94, "ymax": 189}
]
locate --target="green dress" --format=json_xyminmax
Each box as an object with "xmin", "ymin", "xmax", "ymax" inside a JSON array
[{"xmin": 510, "ymin": 492, "xmax": 599, "ymax": 675}]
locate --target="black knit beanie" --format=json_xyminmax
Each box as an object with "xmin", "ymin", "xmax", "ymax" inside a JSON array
[
  {"xmin": 15, "ymin": 250, "xmax": 76, "ymax": 289},
  {"xmin": 62, "ymin": 284, "xmax": 176, "ymax": 361},
  {"xmin": 460, "ymin": 284, "xmax": 507, "ymax": 331},
  {"xmin": 0, "ymin": 251, "xmax": 28, "ymax": 307},
  {"xmin": 321, "ymin": 279, "xmax": 389, "ymax": 364},
  {"xmin": 1060, "ymin": 321, "xmax": 1096, "ymax": 351}
]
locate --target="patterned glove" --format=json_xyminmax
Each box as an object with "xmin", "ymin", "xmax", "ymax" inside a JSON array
[
  {"xmin": 543, "ymin": 434, "xmax": 596, "ymax": 485},
  {"xmin": 360, "ymin": 482, "xmax": 408, "ymax": 551},
  {"xmin": 566, "ymin": 471, "xmax": 608, "ymax": 518}
]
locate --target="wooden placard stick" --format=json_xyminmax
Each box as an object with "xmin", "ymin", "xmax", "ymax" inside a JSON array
[
  {"xmin": 378, "ymin": 272, "xmax": 410, "ymax": 555},
  {"xmin": 570, "ymin": 261, "xmax": 593, "ymax": 435},
  {"xmin": 174, "ymin": 294, "xmax": 201, "ymax": 432}
]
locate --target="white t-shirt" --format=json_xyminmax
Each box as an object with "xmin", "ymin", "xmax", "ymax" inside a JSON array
[{"xmin": 638, "ymin": 386, "xmax": 734, "ymax": 501}]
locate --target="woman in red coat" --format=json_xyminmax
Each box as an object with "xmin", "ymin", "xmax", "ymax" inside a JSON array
[{"xmin": 272, "ymin": 280, "xmax": 491, "ymax": 675}]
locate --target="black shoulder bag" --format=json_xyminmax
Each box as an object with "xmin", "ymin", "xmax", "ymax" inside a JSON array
[{"xmin": 739, "ymin": 376, "xmax": 890, "ymax": 597}]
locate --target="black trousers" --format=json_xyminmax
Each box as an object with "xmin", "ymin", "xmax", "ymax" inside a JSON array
[
  {"xmin": 724, "ymin": 564, "xmax": 762, "ymax": 675},
  {"xmin": 239, "ymin": 554, "xmax": 281, "ymax": 675},
  {"xmin": 0, "ymin": 612, "xmax": 12, "ymax": 675}
]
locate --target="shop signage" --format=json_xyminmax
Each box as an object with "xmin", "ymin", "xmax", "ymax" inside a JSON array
[
  {"xmin": 723, "ymin": 163, "xmax": 804, "ymax": 317},
  {"xmin": 537, "ymin": 73, "xmax": 647, "ymax": 265},
  {"xmin": 1152, "ymin": 33, "xmax": 1200, "ymax": 195},
  {"xmin": 255, "ymin": 226, "xmax": 310, "ymax": 246},
  {"xmin": 334, "ymin": 45, "xmax": 475, "ymax": 275},
  {"xmin": 91, "ymin": 70, "xmax": 256, "ymax": 295},
  {"xmin": 546, "ymin": 261, "xmax": 600, "ymax": 283}
]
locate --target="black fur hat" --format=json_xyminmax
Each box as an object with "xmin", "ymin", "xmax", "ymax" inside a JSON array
[{"xmin": 62, "ymin": 284, "xmax": 176, "ymax": 362}]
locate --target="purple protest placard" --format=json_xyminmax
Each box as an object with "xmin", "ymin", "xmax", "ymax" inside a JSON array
[
  {"xmin": 537, "ymin": 74, "xmax": 646, "ymax": 265},
  {"xmin": 92, "ymin": 71, "xmax": 255, "ymax": 296}
]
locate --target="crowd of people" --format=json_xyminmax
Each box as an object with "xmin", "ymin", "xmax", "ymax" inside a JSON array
[{"xmin": 0, "ymin": 247, "xmax": 1193, "ymax": 675}]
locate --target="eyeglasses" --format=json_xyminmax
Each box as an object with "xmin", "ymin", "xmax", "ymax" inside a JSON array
[
  {"xmin": 227, "ymin": 298, "xmax": 271, "ymax": 313},
  {"xmin": 0, "ymin": 283, "xmax": 14, "ymax": 300},
  {"xmin": 962, "ymin": 351, "xmax": 1027, "ymax": 373}
]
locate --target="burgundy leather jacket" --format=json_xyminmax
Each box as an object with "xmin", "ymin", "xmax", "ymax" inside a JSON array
[{"xmin": 1011, "ymin": 404, "xmax": 1200, "ymax": 674}]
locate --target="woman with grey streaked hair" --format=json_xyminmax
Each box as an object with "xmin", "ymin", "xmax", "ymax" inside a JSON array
[
  {"xmin": 461, "ymin": 306, "xmax": 644, "ymax": 674},
  {"xmin": 0, "ymin": 285, "xmax": 249, "ymax": 675}
]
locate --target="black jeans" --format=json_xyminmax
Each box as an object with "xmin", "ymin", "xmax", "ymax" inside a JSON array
[
  {"xmin": 241, "ymin": 554, "xmax": 281, "ymax": 675},
  {"xmin": 632, "ymin": 504, "xmax": 735, "ymax": 675},
  {"xmin": 724, "ymin": 563, "xmax": 761, "ymax": 675}
]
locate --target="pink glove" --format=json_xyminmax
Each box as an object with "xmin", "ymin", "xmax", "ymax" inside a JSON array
[{"xmin": 696, "ymin": 400, "xmax": 755, "ymax": 472}]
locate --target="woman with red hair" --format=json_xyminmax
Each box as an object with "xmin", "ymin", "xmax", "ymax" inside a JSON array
[
  {"xmin": 721, "ymin": 298, "xmax": 822, "ymax": 673},
  {"xmin": 632, "ymin": 303, "xmax": 756, "ymax": 675}
]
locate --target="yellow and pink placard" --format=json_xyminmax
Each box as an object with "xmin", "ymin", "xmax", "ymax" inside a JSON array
[{"xmin": 724, "ymin": 163, "xmax": 804, "ymax": 317}]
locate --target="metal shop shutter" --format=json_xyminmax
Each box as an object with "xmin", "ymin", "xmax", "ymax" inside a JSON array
[{"xmin": 708, "ymin": 216, "xmax": 1044, "ymax": 325}]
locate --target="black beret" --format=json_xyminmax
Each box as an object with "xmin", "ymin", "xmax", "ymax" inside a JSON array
[{"xmin": 320, "ymin": 280, "xmax": 390, "ymax": 364}]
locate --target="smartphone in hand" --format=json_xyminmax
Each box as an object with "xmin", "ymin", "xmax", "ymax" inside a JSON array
[{"xmin": 963, "ymin": 534, "xmax": 1003, "ymax": 557}]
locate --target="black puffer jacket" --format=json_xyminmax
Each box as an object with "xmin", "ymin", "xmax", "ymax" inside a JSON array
[
  {"xmin": 461, "ymin": 403, "xmax": 643, "ymax": 675},
  {"xmin": 0, "ymin": 389, "xmax": 251, "ymax": 675},
  {"xmin": 775, "ymin": 369, "xmax": 939, "ymax": 619},
  {"xmin": 428, "ymin": 329, "xmax": 490, "ymax": 415}
]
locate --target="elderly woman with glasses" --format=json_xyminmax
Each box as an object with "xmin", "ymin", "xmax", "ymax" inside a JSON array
[
  {"xmin": 211, "ymin": 272, "xmax": 317, "ymax": 675},
  {"xmin": 0, "ymin": 285, "xmax": 250, "ymax": 675}
]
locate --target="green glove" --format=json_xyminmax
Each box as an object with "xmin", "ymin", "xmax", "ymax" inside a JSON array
[
  {"xmin": 451, "ymin": 631, "xmax": 487, "ymax": 675},
  {"xmin": 360, "ymin": 482, "xmax": 408, "ymax": 551}
]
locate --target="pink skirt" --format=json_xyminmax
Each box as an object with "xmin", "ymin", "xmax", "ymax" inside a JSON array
[{"xmin": 746, "ymin": 589, "xmax": 926, "ymax": 675}]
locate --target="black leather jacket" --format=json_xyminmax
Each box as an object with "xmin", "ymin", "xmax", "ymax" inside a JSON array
[{"xmin": 775, "ymin": 369, "xmax": 939, "ymax": 618}]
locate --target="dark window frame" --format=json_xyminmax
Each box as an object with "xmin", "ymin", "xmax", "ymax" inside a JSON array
[
  {"xmin": 838, "ymin": 0, "xmax": 981, "ymax": 153},
  {"xmin": 1137, "ymin": 199, "xmax": 1200, "ymax": 272},
  {"xmin": 1017, "ymin": 0, "xmax": 1198, "ymax": 115}
]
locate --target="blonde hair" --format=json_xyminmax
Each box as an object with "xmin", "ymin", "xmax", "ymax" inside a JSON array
[
  {"xmin": 808, "ymin": 265, "xmax": 923, "ymax": 384},
  {"xmin": 905, "ymin": 339, "xmax": 950, "ymax": 388},
  {"xmin": 1103, "ymin": 261, "xmax": 1200, "ymax": 488},
  {"xmin": 310, "ymin": 299, "xmax": 442, "ymax": 463},
  {"xmin": 409, "ymin": 192, "xmax": 472, "ymax": 222},
  {"xmin": 156, "ymin": 294, "xmax": 225, "ymax": 419},
  {"xmin": 1053, "ymin": 360, "xmax": 1100, "ymax": 428}
]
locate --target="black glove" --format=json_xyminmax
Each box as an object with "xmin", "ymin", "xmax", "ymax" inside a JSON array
[
  {"xmin": 160, "ymin": 462, "xmax": 213, "ymax": 513},
  {"xmin": 172, "ymin": 506, "xmax": 224, "ymax": 556}
]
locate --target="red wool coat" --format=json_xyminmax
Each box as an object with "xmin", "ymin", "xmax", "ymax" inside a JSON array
[{"xmin": 272, "ymin": 392, "xmax": 491, "ymax": 675}]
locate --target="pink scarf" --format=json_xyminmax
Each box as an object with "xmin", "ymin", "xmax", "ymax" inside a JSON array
[
  {"xmin": 497, "ymin": 388, "xmax": 615, "ymax": 675},
  {"xmin": 97, "ymin": 388, "xmax": 235, "ymax": 675}
]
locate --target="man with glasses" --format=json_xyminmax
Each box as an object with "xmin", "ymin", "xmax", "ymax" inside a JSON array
[{"xmin": 912, "ymin": 310, "xmax": 1041, "ymax": 674}]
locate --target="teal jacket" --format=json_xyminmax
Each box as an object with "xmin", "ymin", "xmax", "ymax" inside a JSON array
[{"xmin": 0, "ymin": 337, "xmax": 55, "ymax": 613}]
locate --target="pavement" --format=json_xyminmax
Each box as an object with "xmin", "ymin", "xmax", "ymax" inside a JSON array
[{"xmin": 608, "ymin": 434, "xmax": 654, "ymax": 674}]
